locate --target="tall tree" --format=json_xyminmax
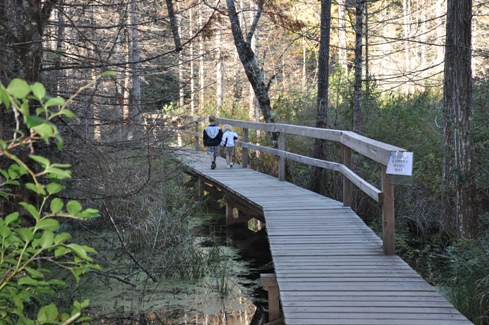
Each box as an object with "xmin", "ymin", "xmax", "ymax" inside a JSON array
[
  {"xmin": 309, "ymin": 0, "xmax": 332, "ymax": 193},
  {"xmin": 225, "ymin": 0, "xmax": 275, "ymax": 125},
  {"xmin": 353, "ymin": 0, "xmax": 363, "ymax": 133},
  {"xmin": 442, "ymin": 0, "xmax": 476, "ymax": 238}
]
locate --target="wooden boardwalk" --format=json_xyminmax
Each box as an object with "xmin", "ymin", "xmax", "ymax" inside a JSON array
[{"xmin": 180, "ymin": 149, "xmax": 472, "ymax": 325}]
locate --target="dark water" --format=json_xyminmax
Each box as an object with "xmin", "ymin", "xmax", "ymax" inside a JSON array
[{"xmin": 197, "ymin": 204, "xmax": 274, "ymax": 325}]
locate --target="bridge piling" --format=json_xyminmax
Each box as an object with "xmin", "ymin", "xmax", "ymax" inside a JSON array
[{"xmin": 261, "ymin": 273, "xmax": 283, "ymax": 325}]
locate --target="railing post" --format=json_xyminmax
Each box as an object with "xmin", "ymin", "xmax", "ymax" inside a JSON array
[
  {"xmin": 242, "ymin": 128, "xmax": 249, "ymax": 168},
  {"xmin": 341, "ymin": 144, "xmax": 353, "ymax": 207},
  {"xmin": 381, "ymin": 165, "xmax": 395, "ymax": 255},
  {"xmin": 194, "ymin": 120, "xmax": 200, "ymax": 151},
  {"xmin": 278, "ymin": 132, "xmax": 285, "ymax": 181}
]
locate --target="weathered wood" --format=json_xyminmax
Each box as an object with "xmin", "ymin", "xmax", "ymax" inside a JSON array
[
  {"xmin": 341, "ymin": 144, "xmax": 353, "ymax": 207},
  {"xmin": 382, "ymin": 164, "xmax": 395, "ymax": 255},
  {"xmin": 242, "ymin": 128, "xmax": 249, "ymax": 168},
  {"xmin": 278, "ymin": 132, "xmax": 286, "ymax": 181},
  {"xmin": 177, "ymin": 150, "xmax": 472, "ymax": 325},
  {"xmin": 261, "ymin": 274, "xmax": 282, "ymax": 323}
]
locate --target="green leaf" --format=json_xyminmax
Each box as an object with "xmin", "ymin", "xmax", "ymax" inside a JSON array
[
  {"xmin": 55, "ymin": 134, "xmax": 64, "ymax": 150},
  {"xmin": 35, "ymin": 219, "xmax": 60, "ymax": 232},
  {"xmin": 15, "ymin": 228, "xmax": 34, "ymax": 242},
  {"xmin": 37, "ymin": 303, "xmax": 58, "ymax": 323},
  {"xmin": 78, "ymin": 208, "xmax": 100, "ymax": 218},
  {"xmin": 45, "ymin": 167, "xmax": 71, "ymax": 180},
  {"xmin": 19, "ymin": 100, "xmax": 29, "ymax": 118},
  {"xmin": 54, "ymin": 232, "xmax": 72, "ymax": 245},
  {"xmin": 68, "ymin": 243, "xmax": 88, "ymax": 259},
  {"xmin": 60, "ymin": 109, "xmax": 76, "ymax": 118},
  {"xmin": 0, "ymin": 139, "xmax": 7, "ymax": 150},
  {"xmin": 25, "ymin": 267, "xmax": 44, "ymax": 280},
  {"xmin": 25, "ymin": 182, "xmax": 45, "ymax": 195},
  {"xmin": 26, "ymin": 116, "xmax": 48, "ymax": 129},
  {"xmin": 55, "ymin": 246, "xmax": 70, "ymax": 257},
  {"xmin": 101, "ymin": 70, "xmax": 116, "ymax": 77},
  {"xmin": 18, "ymin": 277, "xmax": 38, "ymax": 286},
  {"xmin": 47, "ymin": 279, "xmax": 66, "ymax": 286},
  {"xmin": 29, "ymin": 154, "xmax": 50, "ymax": 166},
  {"xmin": 36, "ymin": 107, "xmax": 46, "ymax": 116},
  {"xmin": 8, "ymin": 164, "xmax": 26, "ymax": 178},
  {"xmin": 7, "ymin": 79, "xmax": 30, "ymax": 99},
  {"xmin": 50, "ymin": 198, "xmax": 63, "ymax": 214},
  {"xmin": 46, "ymin": 182, "xmax": 64, "ymax": 195},
  {"xmin": 0, "ymin": 87, "xmax": 11, "ymax": 108},
  {"xmin": 33, "ymin": 123, "xmax": 57, "ymax": 138},
  {"xmin": 0, "ymin": 225, "xmax": 12, "ymax": 239},
  {"xmin": 66, "ymin": 200, "xmax": 82, "ymax": 215},
  {"xmin": 18, "ymin": 202, "xmax": 41, "ymax": 220},
  {"xmin": 30, "ymin": 82, "xmax": 46, "ymax": 100},
  {"xmin": 5, "ymin": 212, "xmax": 19, "ymax": 226},
  {"xmin": 39, "ymin": 231, "xmax": 54, "ymax": 249},
  {"xmin": 44, "ymin": 97, "xmax": 65, "ymax": 107}
]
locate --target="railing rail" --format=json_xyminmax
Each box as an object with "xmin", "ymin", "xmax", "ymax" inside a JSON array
[{"xmin": 159, "ymin": 114, "xmax": 406, "ymax": 255}]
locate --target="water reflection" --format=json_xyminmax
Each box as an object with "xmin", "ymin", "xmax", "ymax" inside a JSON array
[{"xmin": 84, "ymin": 209, "xmax": 272, "ymax": 324}]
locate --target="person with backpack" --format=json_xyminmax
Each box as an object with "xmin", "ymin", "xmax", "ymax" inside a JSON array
[
  {"xmin": 220, "ymin": 124, "xmax": 238, "ymax": 168},
  {"xmin": 203, "ymin": 115, "xmax": 223, "ymax": 169}
]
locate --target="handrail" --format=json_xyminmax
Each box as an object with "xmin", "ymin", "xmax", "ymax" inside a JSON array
[{"xmin": 162, "ymin": 114, "xmax": 406, "ymax": 255}]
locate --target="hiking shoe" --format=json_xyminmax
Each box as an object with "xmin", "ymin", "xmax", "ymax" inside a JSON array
[
  {"xmin": 230, "ymin": 162, "xmax": 234, "ymax": 168},
  {"xmin": 226, "ymin": 165, "xmax": 231, "ymax": 168},
  {"xmin": 211, "ymin": 162, "xmax": 216, "ymax": 169}
]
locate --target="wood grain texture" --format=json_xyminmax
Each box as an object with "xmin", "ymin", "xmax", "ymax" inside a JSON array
[{"xmin": 178, "ymin": 149, "xmax": 472, "ymax": 325}]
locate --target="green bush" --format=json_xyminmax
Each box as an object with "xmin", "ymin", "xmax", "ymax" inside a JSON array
[{"xmin": 0, "ymin": 79, "xmax": 101, "ymax": 324}]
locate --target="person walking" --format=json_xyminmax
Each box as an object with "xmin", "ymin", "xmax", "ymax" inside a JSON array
[
  {"xmin": 220, "ymin": 124, "xmax": 238, "ymax": 168},
  {"xmin": 203, "ymin": 115, "xmax": 223, "ymax": 169}
]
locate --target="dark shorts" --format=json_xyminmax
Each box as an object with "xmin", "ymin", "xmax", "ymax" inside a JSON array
[
  {"xmin": 223, "ymin": 147, "xmax": 233, "ymax": 155},
  {"xmin": 207, "ymin": 146, "xmax": 219, "ymax": 156}
]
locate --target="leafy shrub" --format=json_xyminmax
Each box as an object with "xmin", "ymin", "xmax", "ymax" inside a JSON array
[
  {"xmin": 0, "ymin": 79, "xmax": 100, "ymax": 324},
  {"xmin": 441, "ymin": 238, "xmax": 489, "ymax": 324}
]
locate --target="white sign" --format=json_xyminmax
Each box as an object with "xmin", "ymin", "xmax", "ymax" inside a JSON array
[{"xmin": 386, "ymin": 151, "xmax": 413, "ymax": 176}]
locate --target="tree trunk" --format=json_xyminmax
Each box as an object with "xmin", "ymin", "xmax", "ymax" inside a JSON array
[
  {"xmin": 225, "ymin": 0, "xmax": 275, "ymax": 126},
  {"xmin": 190, "ymin": 7, "xmax": 196, "ymax": 115},
  {"xmin": 337, "ymin": 0, "xmax": 348, "ymax": 75},
  {"xmin": 177, "ymin": 0, "xmax": 185, "ymax": 110},
  {"xmin": 215, "ymin": 12, "xmax": 223, "ymax": 113},
  {"xmin": 442, "ymin": 0, "xmax": 475, "ymax": 238},
  {"xmin": 130, "ymin": 0, "xmax": 142, "ymax": 121},
  {"xmin": 353, "ymin": 0, "xmax": 363, "ymax": 133},
  {"xmin": 199, "ymin": 1, "xmax": 205, "ymax": 111},
  {"xmin": 309, "ymin": 0, "xmax": 332, "ymax": 194}
]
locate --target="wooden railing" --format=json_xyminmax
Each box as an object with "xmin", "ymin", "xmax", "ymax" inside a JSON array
[{"xmin": 176, "ymin": 115, "xmax": 407, "ymax": 255}]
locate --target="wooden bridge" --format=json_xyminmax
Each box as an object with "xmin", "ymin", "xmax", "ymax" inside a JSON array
[{"xmin": 170, "ymin": 116, "xmax": 473, "ymax": 325}]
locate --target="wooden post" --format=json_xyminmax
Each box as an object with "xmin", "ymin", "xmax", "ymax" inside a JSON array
[
  {"xmin": 226, "ymin": 203, "xmax": 236, "ymax": 225},
  {"xmin": 278, "ymin": 132, "xmax": 285, "ymax": 181},
  {"xmin": 242, "ymin": 128, "xmax": 249, "ymax": 168},
  {"xmin": 341, "ymin": 144, "xmax": 353, "ymax": 207},
  {"xmin": 381, "ymin": 165, "xmax": 395, "ymax": 255},
  {"xmin": 198, "ymin": 177, "xmax": 204, "ymax": 197},
  {"xmin": 194, "ymin": 121, "xmax": 200, "ymax": 151},
  {"xmin": 261, "ymin": 273, "xmax": 281, "ymax": 323},
  {"xmin": 177, "ymin": 122, "xmax": 182, "ymax": 147}
]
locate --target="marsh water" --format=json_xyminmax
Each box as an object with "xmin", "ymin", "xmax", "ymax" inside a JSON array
[{"xmin": 80, "ymin": 206, "xmax": 273, "ymax": 324}]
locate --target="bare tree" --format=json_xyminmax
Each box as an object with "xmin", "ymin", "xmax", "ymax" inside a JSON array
[
  {"xmin": 309, "ymin": 0, "xmax": 332, "ymax": 194},
  {"xmin": 442, "ymin": 0, "xmax": 476, "ymax": 238},
  {"xmin": 353, "ymin": 0, "xmax": 363, "ymax": 133},
  {"xmin": 225, "ymin": 0, "xmax": 275, "ymax": 125}
]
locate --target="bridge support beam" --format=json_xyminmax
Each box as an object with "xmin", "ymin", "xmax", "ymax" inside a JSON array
[{"xmin": 261, "ymin": 273, "xmax": 283, "ymax": 325}]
